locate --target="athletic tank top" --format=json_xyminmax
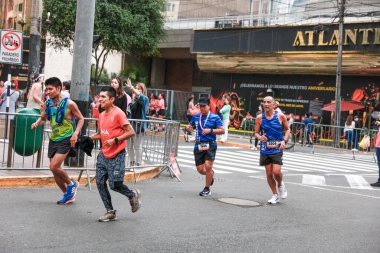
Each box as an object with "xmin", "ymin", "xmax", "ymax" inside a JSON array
[
  {"xmin": 50, "ymin": 107, "xmax": 74, "ymax": 141},
  {"xmin": 260, "ymin": 111, "xmax": 283, "ymax": 155}
]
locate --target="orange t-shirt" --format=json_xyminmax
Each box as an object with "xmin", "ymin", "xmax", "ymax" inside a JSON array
[{"xmin": 98, "ymin": 106, "xmax": 130, "ymax": 158}]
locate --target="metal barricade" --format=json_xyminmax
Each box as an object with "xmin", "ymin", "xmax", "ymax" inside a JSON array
[{"xmin": 0, "ymin": 112, "xmax": 181, "ymax": 188}]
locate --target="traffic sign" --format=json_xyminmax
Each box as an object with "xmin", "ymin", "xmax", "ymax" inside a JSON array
[{"xmin": 0, "ymin": 30, "xmax": 23, "ymax": 65}]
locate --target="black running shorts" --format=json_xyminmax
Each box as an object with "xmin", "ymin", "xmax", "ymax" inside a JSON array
[
  {"xmin": 48, "ymin": 137, "xmax": 71, "ymax": 158},
  {"xmin": 193, "ymin": 146, "xmax": 217, "ymax": 166},
  {"xmin": 260, "ymin": 153, "xmax": 283, "ymax": 166}
]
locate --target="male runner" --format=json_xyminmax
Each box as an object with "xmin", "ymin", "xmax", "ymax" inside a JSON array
[
  {"xmin": 31, "ymin": 77, "xmax": 84, "ymax": 204},
  {"xmin": 90, "ymin": 86, "xmax": 141, "ymax": 222},
  {"xmin": 185, "ymin": 98, "xmax": 224, "ymax": 196},
  {"xmin": 254, "ymin": 96, "xmax": 290, "ymax": 204}
]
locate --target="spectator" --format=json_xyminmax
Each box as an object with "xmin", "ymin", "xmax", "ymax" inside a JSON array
[
  {"xmin": 371, "ymin": 120, "xmax": 380, "ymax": 187},
  {"xmin": 240, "ymin": 111, "xmax": 254, "ymax": 130},
  {"xmin": 0, "ymin": 81, "xmax": 5, "ymax": 95},
  {"xmin": 288, "ymin": 113, "xmax": 294, "ymax": 127},
  {"xmin": 149, "ymin": 92, "xmax": 158, "ymax": 116},
  {"xmin": 157, "ymin": 93, "xmax": 166, "ymax": 119},
  {"xmin": 301, "ymin": 112, "xmax": 314, "ymax": 146},
  {"xmin": 186, "ymin": 95, "xmax": 195, "ymax": 122},
  {"xmin": 0, "ymin": 84, "xmax": 20, "ymax": 120},
  {"xmin": 218, "ymin": 95, "xmax": 231, "ymax": 143},
  {"xmin": 99, "ymin": 77, "xmax": 128, "ymax": 115},
  {"xmin": 274, "ymin": 101, "xmax": 282, "ymax": 113},
  {"xmin": 61, "ymin": 81, "xmax": 70, "ymax": 99},
  {"xmin": 344, "ymin": 115, "xmax": 355, "ymax": 150},
  {"xmin": 125, "ymin": 79, "xmax": 149, "ymax": 167},
  {"xmin": 352, "ymin": 115, "xmax": 362, "ymax": 151},
  {"xmin": 26, "ymin": 74, "xmax": 45, "ymax": 111}
]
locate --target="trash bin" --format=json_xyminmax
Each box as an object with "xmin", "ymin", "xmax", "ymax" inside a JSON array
[{"xmin": 13, "ymin": 108, "xmax": 43, "ymax": 156}]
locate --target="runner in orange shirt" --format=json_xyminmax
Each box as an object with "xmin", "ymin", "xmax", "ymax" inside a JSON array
[{"xmin": 90, "ymin": 86, "xmax": 141, "ymax": 222}]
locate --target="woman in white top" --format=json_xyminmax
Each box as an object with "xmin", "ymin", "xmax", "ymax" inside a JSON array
[
  {"xmin": 26, "ymin": 74, "xmax": 44, "ymax": 111},
  {"xmin": 344, "ymin": 115, "xmax": 355, "ymax": 150}
]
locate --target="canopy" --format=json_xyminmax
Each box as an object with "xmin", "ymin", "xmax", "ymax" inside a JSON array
[{"xmin": 321, "ymin": 100, "xmax": 365, "ymax": 112}]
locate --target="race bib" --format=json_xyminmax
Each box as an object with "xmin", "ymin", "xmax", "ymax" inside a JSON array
[
  {"xmin": 198, "ymin": 143, "xmax": 210, "ymax": 151},
  {"xmin": 267, "ymin": 140, "xmax": 281, "ymax": 149}
]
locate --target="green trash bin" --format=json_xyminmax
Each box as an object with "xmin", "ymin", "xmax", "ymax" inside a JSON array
[{"xmin": 13, "ymin": 108, "xmax": 43, "ymax": 156}]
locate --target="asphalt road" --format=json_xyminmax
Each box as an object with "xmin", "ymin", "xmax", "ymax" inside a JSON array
[{"xmin": 1, "ymin": 146, "xmax": 379, "ymax": 253}]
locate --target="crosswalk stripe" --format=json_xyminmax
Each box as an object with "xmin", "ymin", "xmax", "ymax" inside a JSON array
[
  {"xmin": 176, "ymin": 158, "xmax": 232, "ymax": 174},
  {"xmin": 344, "ymin": 175, "xmax": 372, "ymax": 189},
  {"xmin": 302, "ymin": 174, "xmax": 326, "ymax": 186},
  {"xmin": 239, "ymin": 150, "xmax": 376, "ymax": 172},
  {"xmin": 177, "ymin": 153, "xmax": 259, "ymax": 173}
]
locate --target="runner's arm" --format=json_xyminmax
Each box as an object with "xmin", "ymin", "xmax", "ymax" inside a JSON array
[
  {"xmin": 90, "ymin": 129, "xmax": 101, "ymax": 141},
  {"xmin": 69, "ymin": 102, "xmax": 84, "ymax": 135},
  {"xmin": 254, "ymin": 115, "xmax": 266, "ymax": 142},
  {"xmin": 31, "ymin": 105, "xmax": 47, "ymax": 129},
  {"xmin": 280, "ymin": 114, "xmax": 291, "ymax": 149},
  {"xmin": 104, "ymin": 124, "xmax": 135, "ymax": 147}
]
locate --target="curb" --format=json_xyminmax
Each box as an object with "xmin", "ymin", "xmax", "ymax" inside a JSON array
[{"xmin": 0, "ymin": 167, "xmax": 161, "ymax": 188}]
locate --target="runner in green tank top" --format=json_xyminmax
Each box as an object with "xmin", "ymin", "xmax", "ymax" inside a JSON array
[{"xmin": 31, "ymin": 77, "xmax": 84, "ymax": 205}]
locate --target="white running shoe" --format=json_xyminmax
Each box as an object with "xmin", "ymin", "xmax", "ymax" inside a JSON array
[
  {"xmin": 278, "ymin": 184, "xmax": 288, "ymax": 199},
  {"xmin": 267, "ymin": 194, "xmax": 280, "ymax": 204},
  {"xmin": 251, "ymin": 147, "xmax": 258, "ymax": 151}
]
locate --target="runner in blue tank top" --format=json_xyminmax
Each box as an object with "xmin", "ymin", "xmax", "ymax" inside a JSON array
[
  {"xmin": 185, "ymin": 98, "xmax": 224, "ymax": 197},
  {"xmin": 254, "ymin": 96, "xmax": 291, "ymax": 204}
]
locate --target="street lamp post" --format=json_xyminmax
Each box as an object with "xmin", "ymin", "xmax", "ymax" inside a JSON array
[{"xmin": 17, "ymin": 14, "xmax": 26, "ymax": 32}]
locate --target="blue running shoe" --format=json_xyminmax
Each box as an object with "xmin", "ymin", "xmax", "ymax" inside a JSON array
[
  {"xmin": 57, "ymin": 193, "xmax": 75, "ymax": 205},
  {"xmin": 66, "ymin": 180, "xmax": 79, "ymax": 200}
]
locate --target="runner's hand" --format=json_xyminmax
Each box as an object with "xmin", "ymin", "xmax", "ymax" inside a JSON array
[
  {"xmin": 31, "ymin": 122, "xmax": 38, "ymax": 130},
  {"xmin": 279, "ymin": 140, "xmax": 286, "ymax": 150},
  {"xmin": 70, "ymin": 133, "xmax": 78, "ymax": 147},
  {"xmin": 202, "ymin": 128, "xmax": 212, "ymax": 135},
  {"xmin": 260, "ymin": 135, "xmax": 267, "ymax": 142},
  {"xmin": 104, "ymin": 139, "xmax": 115, "ymax": 147}
]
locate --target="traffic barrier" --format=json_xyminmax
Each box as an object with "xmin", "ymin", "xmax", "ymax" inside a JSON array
[{"xmin": 0, "ymin": 112, "xmax": 181, "ymax": 188}]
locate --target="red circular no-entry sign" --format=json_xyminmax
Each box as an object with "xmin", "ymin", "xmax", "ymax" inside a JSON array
[{"xmin": 1, "ymin": 32, "xmax": 21, "ymax": 51}]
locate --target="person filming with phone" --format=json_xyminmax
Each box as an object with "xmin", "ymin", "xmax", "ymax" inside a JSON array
[{"xmin": 185, "ymin": 98, "xmax": 224, "ymax": 197}]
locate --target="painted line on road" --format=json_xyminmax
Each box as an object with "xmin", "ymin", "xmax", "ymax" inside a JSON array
[
  {"xmin": 344, "ymin": 175, "xmax": 372, "ymax": 189},
  {"xmin": 302, "ymin": 174, "xmax": 326, "ymax": 186},
  {"xmin": 176, "ymin": 158, "xmax": 232, "ymax": 174},
  {"xmin": 249, "ymin": 176, "xmax": 380, "ymax": 199}
]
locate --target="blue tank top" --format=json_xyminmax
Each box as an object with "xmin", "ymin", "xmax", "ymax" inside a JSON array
[{"xmin": 260, "ymin": 111, "xmax": 283, "ymax": 155}]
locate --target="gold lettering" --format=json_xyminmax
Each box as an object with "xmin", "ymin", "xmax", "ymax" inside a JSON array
[
  {"xmin": 293, "ymin": 31, "xmax": 306, "ymax": 46},
  {"xmin": 305, "ymin": 31, "xmax": 314, "ymax": 46},
  {"xmin": 344, "ymin": 29, "xmax": 357, "ymax": 45},
  {"xmin": 359, "ymin": 28, "xmax": 373, "ymax": 45},
  {"xmin": 329, "ymin": 30, "xmax": 339, "ymax": 45},
  {"xmin": 374, "ymin": 28, "xmax": 380, "ymax": 45},
  {"xmin": 318, "ymin": 31, "xmax": 329, "ymax": 46}
]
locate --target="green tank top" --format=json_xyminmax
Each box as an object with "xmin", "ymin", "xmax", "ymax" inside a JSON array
[{"xmin": 50, "ymin": 108, "xmax": 74, "ymax": 141}]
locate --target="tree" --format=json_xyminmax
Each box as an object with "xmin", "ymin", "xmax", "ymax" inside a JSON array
[{"xmin": 42, "ymin": 0, "xmax": 166, "ymax": 85}]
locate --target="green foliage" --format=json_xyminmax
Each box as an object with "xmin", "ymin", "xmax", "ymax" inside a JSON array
[
  {"xmin": 119, "ymin": 64, "xmax": 148, "ymax": 84},
  {"xmin": 42, "ymin": 0, "xmax": 166, "ymax": 83}
]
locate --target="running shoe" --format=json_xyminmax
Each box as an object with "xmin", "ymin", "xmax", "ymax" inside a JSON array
[
  {"xmin": 66, "ymin": 180, "xmax": 79, "ymax": 200},
  {"xmin": 98, "ymin": 210, "xmax": 117, "ymax": 222},
  {"xmin": 129, "ymin": 189, "xmax": 141, "ymax": 213},
  {"xmin": 278, "ymin": 184, "xmax": 288, "ymax": 199},
  {"xmin": 199, "ymin": 187, "xmax": 211, "ymax": 197},
  {"xmin": 57, "ymin": 193, "xmax": 75, "ymax": 205},
  {"xmin": 370, "ymin": 182, "xmax": 380, "ymax": 187},
  {"xmin": 251, "ymin": 147, "xmax": 258, "ymax": 151},
  {"xmin": 267, "ymin": 194, "xmax": 280, "ymax": 204}
]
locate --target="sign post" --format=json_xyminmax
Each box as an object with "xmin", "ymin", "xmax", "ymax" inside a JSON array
[{"xmin": 0, "ymin": 30, "xmax": 23, "ymax": 65}]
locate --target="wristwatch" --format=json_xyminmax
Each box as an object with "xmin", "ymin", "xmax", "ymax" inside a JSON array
[
  {"xmin": 210, "ymin": 129, "xmax": 213, "ymax": 134},
  {"xmin": 114, "ymin": 137, "xmax": 119, "ymax": 144}
]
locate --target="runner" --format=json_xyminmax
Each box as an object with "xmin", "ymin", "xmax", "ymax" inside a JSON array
[
  {"xmin": 90, "ymin": 86, "xmax": 141, "ymax": 222},
  {"xmin": 254, "ymin": 96, "xmax": 290, "ymax": 204},
  {"xmin": 185, "ymin": 98, "xmax": 224, "ymax": 196},
  {"xmin": 31, "ymin": 77, "xmax": 84, "ymax": 204}
]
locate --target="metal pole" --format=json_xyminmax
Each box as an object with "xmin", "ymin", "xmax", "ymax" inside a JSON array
[
  {"xmin": 67, "ymin": 0, "xmax": 95, "ymax": 167},
  {"xmin": 333, "ymin": 0, "xmax": 345, "ymax": 148},
  {"xmin": 71, "ymin": 0, "xmax": 95, "ymax": 114},
  {"xmin": 28, "ymin": 0, "xmax": 42, "ymax": 85}
]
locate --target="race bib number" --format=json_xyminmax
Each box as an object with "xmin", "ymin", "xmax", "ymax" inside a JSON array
[
  {"xmin": 198, "ymin": 143, "xmax": 210, "ymax": 151},
  {"xmin": 267, "ymin": 140, "xmax": 281, "ymax": 149}
]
